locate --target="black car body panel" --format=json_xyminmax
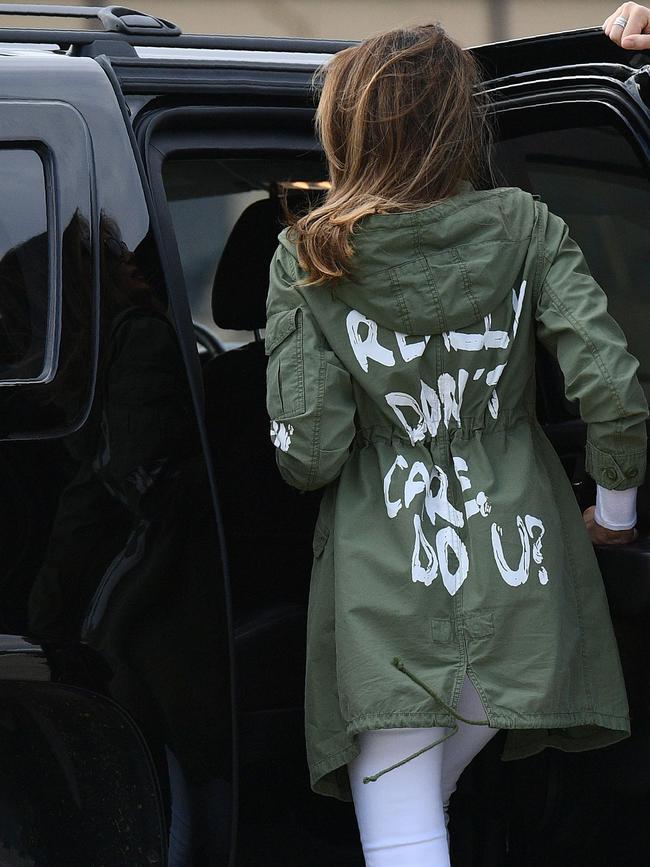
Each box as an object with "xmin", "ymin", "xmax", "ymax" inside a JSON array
[
  {"xmin": 0, "ymin": 9, "xmax": 647, "ymax": 866},
  {"xmin": 0, "ymin": 49, "xmax": 234, "ymax": 866}
]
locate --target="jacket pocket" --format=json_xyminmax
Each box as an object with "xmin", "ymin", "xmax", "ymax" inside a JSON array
[
  {"xmin": 312, "ymin": 522, "xmax": 330, "ymax": 558},
  {"xmin": 265, "ymin": 307, "xmax": 306, "ymax": 421}
]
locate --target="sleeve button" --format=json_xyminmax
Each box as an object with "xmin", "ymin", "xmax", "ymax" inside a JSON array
[
  {"xmin": 604, "ymin": 468, "xmax": 618, "ymax": 482},
  {"xmin": 626, "ymin": 468, "xmax": 638, "ymax": 479}
]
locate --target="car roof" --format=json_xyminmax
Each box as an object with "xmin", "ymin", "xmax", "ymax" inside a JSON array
[{"xmin": 0, "ymin": 17, "xmax": 645, "ymax": 80}]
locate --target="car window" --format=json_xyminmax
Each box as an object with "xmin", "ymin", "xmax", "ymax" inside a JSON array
[
  {"xmin": 492, "ymin": 105, "xmax": 650, "ymax": 401},
  {"xmin": 161, "ymin": 156, "xmax": 327, "ymax": 352},
  {"xmin": 0, "ymin": 149, "xmax": 52, "ymax": 383}
]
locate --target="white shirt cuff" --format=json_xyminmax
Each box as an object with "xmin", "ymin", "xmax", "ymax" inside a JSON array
[{"xmin": 594, "ymin": 485, "xmax": 638, "ymax": 531}]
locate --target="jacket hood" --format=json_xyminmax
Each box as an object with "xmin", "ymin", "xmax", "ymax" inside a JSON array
[{"xmin": 279, "ymin": 182, "xmax": 538, "ymax": 336}]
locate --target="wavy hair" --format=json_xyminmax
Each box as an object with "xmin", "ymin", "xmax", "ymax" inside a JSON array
[{"xmin": 288, "ymin": 23, "xmax": 493, "ymax": 286}]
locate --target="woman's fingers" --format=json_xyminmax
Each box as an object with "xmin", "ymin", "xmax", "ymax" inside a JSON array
[
  {"xmin": 603, "ymin": 2, "xmax": 650, "ymax": 48},
  {"xmin": 622, "ymin": 30, "xmax": 650, "ymax": 48},
  {"xmin": 606, "ymin": 2, "xmax": 632, "ymax": 44},
  {"xmin": 621, "ymin": 2, "xmax": 650, "ymax": 45},
  {"xmin": 603, "ymin": 4, "xmax": 627, "ymax": 38},
  {"xmin": 582, "ymin": 505, "xmax": 638, "ymax": 545}
]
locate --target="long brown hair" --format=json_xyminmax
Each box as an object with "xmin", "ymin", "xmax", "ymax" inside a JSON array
[{"xmin": 288, "ymin": 23, "xmax": 492, "ymax": 286}]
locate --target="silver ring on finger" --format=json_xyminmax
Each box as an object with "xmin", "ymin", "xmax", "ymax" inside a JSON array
[{"xmin": 613, "ymin": 15, "xmax": 629, "ymax": 28}]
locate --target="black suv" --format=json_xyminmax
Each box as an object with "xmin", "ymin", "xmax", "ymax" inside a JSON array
[{"xmin": 0, "ymin": 5, "xmax": 648, "ymax": 866}]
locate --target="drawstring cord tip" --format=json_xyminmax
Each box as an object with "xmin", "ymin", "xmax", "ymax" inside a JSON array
[
  {"xmin": 360, "ymin": 656, "xmax": 490, "ymax": 784},
  {"xmin": 361, "ymin": 722, "xmax": 460, "ymax": 784}
]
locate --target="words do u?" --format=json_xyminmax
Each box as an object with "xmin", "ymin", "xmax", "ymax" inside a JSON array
[{"xmin": 383, "ymin": 446, "xmax": 549, "ymax": 597}]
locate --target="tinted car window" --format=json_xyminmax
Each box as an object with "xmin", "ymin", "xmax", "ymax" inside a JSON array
[
  {"xmin": 162, "ymin": 157, "xmax": 327, "ymax": 351},
  {"xmin": 493, "ymin": 112, "xmax": 650, "ymax": 398},
  {"xmin": 0, "ymin": 149, "xmax": 51, "ymax": 383}
]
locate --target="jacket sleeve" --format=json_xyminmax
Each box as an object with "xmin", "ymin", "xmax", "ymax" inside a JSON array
[
  {"xmin": 265, "ymin": 243, "xmax": 357, "ymax": 491},
  {"xmin": 533, "ymin": 203, "xmax": 648, "ymax": 492}
]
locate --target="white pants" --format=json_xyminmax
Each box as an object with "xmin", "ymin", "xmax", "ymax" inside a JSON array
[{"xmin": 347, "ymin": 674, "xmax": 499, "ymax": 867}]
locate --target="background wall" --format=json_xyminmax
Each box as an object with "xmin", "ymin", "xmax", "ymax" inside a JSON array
[{"xmin": 0, "ymin": 0, "xmax": 621, "ymax": 45}]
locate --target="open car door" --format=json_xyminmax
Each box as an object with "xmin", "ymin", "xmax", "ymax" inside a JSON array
[{"xmin": 451, "ymin": 42, "xmax": 650, "ymax": 867}]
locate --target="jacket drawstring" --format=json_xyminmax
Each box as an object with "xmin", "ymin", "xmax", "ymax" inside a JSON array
[{"xmin": 361, "ymin": 656, "xmax": 490, "ymax": 785}]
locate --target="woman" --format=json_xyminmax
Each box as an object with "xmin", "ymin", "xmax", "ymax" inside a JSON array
[{"xmin": 265, "ymin": 24, "xmax": 648, "ymax": 866}]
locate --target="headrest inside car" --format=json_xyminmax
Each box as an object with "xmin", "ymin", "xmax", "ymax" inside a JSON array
[{"xmin": 211, "ymin": 197, "xmax": 285, "ymax": 332}]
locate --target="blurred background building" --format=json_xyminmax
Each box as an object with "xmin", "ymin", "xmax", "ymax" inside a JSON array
[{"xmin": 0, "ymin": 0, "xmax": 622, "ymax": 45}]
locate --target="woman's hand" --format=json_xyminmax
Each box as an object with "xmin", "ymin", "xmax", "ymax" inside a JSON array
[
  {"xmin": 583, "ymin": 506, "xmax": 638, "ymax": 544},
  {"xmin": 603, "ymin": 3, "xmax": 650, "ymax": 49}
]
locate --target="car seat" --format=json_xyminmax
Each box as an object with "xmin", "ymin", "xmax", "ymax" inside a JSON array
[{"xmin": 202, "ymin": 197, "xmax": 322, "ymax": 714}]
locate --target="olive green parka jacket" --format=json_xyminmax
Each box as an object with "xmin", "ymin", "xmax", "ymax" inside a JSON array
[{"xmin": 264, "ymin": 183, "xmax": 649, "ymax": 802}]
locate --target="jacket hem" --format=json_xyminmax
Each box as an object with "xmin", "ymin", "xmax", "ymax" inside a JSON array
[
  {"xmin": 344, "ymin": 707, "xmax": 629, "ymax": 733},
  {"xmin": 307, "ymin": 709, "xmax": 631, "ymax": 802}
]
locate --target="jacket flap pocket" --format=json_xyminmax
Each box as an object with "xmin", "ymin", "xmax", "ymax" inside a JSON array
[
  {"xmin": 312, "ymin": 523, "xmax": 330, "ymax": 557},
  {"xmin": 265, "ymin": 308, "xmax": 300, "ymax": 356}
]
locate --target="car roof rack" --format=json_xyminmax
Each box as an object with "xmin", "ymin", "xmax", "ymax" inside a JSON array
[
  {"xmin": 0, "ymin": 4, "xmax": 181, "ymax": 37},
  {"xmin": 0, "ymin": 4, "xmax": 351, "ymax": 57}
]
